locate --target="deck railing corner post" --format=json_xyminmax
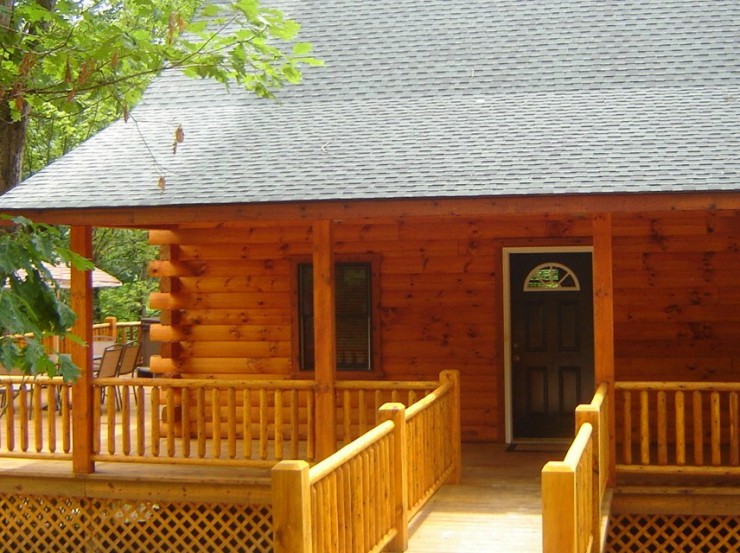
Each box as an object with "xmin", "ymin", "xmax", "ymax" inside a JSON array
[
  {"xmin": 440, "ymin": 370, "xmax": 462, "ymax": 483},
  {"xmin": 271, "ymin": 460, "xmax": 313, "ymax": 553},
  {"xmin": 379, "ymin": 402, "xmax": 409, "ymax": 551}
]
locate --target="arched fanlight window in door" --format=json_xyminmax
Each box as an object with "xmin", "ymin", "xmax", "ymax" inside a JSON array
[{"xmin": 523, "ymin": 262, "xmax": 581, "ymax": 292}]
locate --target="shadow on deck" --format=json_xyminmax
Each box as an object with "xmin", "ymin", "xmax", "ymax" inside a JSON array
[{"xmin": 407, "ymin": 442, "xmax": 566, "ymax": 553}]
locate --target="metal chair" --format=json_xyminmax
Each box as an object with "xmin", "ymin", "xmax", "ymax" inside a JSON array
[
  {"xmin": 117, "ymin": 342, "xmax": 142, "ymax": 378},
  {"xmin": 94, "ymin": 343, "xmax": 124, "ymax": 408}
]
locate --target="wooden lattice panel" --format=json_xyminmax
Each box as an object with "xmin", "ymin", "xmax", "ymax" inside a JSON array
[
  {"xmin": 0, "ymin": 493, "xmax": 272, "ymax": 553},
  {"xmin": 608, "ymin": 513, "xmax": 740, "ymax": 553}
]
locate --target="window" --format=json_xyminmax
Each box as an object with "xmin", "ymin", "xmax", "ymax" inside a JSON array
[
  {"xmin": 298, "ymin": 262, "xmax": 374, "ymax": 371},
  {"xmin": 524, "ymin": 262, "xmax": 581, "ymax": 292}
]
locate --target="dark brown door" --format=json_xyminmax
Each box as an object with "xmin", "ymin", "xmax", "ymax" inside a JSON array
[{"xmin": 510, "ymin": 252, "xmax": 594, "ymax": 440}]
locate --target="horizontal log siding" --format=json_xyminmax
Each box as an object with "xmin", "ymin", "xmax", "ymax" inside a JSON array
[
  {"xmin": 612, "ymin": 210, "xmax": 740, "ymax": 382},
  {"xmin": 149, "ymin": 216, "xmax": 592, "ymax": 442},
  {"xmin": 148, "ymin": 210, "xmax": 736, "ymax": 442}
]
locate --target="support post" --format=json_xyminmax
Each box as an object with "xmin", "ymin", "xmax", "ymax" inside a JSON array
[
  {"xmin": 441, "ymin": 370, "xmax": 462, "ymax": 484},
  {"xmin": 272, "ymin": 460, "xmax": 313, "ymax": 553},
  {"xmin": 576, "ymin": 405, "xmax": 602, "ymax": 550},
  {"xmin": 104, "ymin": 316, "xmax": 117, "ymax": 341},
  {"xmin": 542, "ymin": 462, "xmax": 577, "ymax": 553},
  {"xmin": 312, "ymin": 220, "xmax": 337, "ymax": 460},
  {"xmin": 70, "ymin": 225, "xmax": 94, "ymax": 474},
  {"xmin": 379, "ymin": 403, "xmax": 409, "ymax": 552},
  {"xmin": 592, "ymin": 212, "xmax": 616, "ymax": 485}
]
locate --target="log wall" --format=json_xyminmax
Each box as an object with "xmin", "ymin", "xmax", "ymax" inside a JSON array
[
  {"xmin": 148, "ymin": 209, "xmax": 738, "ymax": 442},
  {"xmin": 612, "ymin": 210, "xmax": 740, "ymax": 383}
]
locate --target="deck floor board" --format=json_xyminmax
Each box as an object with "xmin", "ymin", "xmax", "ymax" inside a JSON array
[{"xmin": 407, "ymin": 443, "xmax": 566, "ymax": 553}]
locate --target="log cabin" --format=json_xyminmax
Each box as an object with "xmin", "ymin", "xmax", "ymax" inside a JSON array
[{"xmin": 0, "ymin": 1, "xmax": 738, "ymax": 552}]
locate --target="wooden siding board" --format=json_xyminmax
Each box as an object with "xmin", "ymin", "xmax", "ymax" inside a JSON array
[{"xmin": 149, "ymin": 210, "xmax": 738, "ymax": 443}]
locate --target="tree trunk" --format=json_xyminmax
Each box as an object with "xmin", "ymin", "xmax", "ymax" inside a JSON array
[{"xmin": 0, "ymin": 101, "xmax": 27, "ymax": 195}]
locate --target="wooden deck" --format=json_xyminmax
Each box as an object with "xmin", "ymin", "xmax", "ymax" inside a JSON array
[{"xmin": 407, "ymin": 442, "xmax": 566, "ymax": 553}]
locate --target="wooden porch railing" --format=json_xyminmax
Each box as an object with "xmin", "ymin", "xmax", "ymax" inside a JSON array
[
  {"xmin": 0, "ymin": 377, "xmax": 73, "ymax": 459},
  {"xmin": 542, "ymin": 383, "xmax": 611, "ymax": 553},
  {"xmin": 335, "ymin": 380, "xmax": 439, "ymax": 443},
  {"xmin": 615, "ymin": 382, "xmax": 740, "ymax": 474},
  {"xmin": 272, "ymin": 370, "xmax": 461, "ymax": 553},
  {"xmin": 92, "ymin": 378, "xmax": 317, "ymax": 467}
]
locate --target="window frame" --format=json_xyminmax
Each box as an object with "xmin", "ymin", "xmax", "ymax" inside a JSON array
[{"xmin": 291, "ymin": 255, "xmax": 382, "ymax": 378}]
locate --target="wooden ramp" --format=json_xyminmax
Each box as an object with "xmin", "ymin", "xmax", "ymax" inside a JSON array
[{"xmin": 407, "ymin": 443, "xmax": 566, "ymax": 553}]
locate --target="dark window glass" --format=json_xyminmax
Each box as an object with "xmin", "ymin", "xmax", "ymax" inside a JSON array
[{"xmin": 298, "ymin": 262, "xmax": 372, "ymax": 371}]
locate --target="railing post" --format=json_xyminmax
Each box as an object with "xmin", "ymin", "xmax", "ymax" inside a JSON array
[
  {"xmin": 104, "ymin": 316, "xmax": 118, "ymax": 341},
  {"xmin": 272, "ymin": 460, "xmax": 313, "ymax": 553},
  {"xmin": 542, "ymin": 461, "xmax": 576, "ymax": 553},
  {"xmin": 440, "ymin": 370, "xmax": 461, "ymax": 484},
  {"xmin": 576, "ymin": 404, "xmax": 602, "ymax": 550},
  {"xmin": 379, "ymin": 403, "xmax": 409, "ymax": 552}
]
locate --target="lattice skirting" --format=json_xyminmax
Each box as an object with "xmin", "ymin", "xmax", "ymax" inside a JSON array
[
  {"xmin": 607, "ymin": 513, "xmax": 740, "ymax": 553},
  {"xmin": 0, "ymin": 493, "xmax": 273, "ymax": 553}
]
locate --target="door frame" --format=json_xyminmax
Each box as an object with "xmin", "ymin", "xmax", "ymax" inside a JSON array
[{"xmin": 503, "ymin": 245, "xmax": 594, "ymax": 444}]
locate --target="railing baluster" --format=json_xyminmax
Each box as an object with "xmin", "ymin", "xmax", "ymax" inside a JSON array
[
  {"xmin": 19, "ymin": 384, "xmax": 28, "ymax": 452},
  {"xmin": 675, "ymin": 390, "xmax": 685, "ymax": 466},
  {"xmin": 307, "ymin": 390, "xmax": 315, "ymax": 462},
  {"xmin": 640, "ymin": 390, "xmax": 650, "ymax": 465},
  {"xmin": 166, "ymin": 387, "xmax": 176, "ymax": 458},
  {"xmin": 243, "ymin": 388, "xmax": 252, "ymax": 459},
  {"xmin": 623, "ymin": 391, "xmax": 632, "ymax": 465},
  {"xmin": 136, "ymin": 385, "xmax": 145, "ymax": 456},
  {"xmin": 693, "ymin": 391, "xmax": 704, "ymax": 465},
  {"xmin": 657, "ymin": 390, "xmax": 667, "ymax": 464},
  {"xmin": 151, "ymin": 386, "xmax": 160, "ymax": 457},
  {"xmin": 47, "ymin": 385, "xmax": 56, "ymax": 454},
  {"xmin": 196, "ymin": 387, "xmax": 206, "ymax": 458},
  {"xmin": 181, "ymin": 387, "xmax": 191, "ymax": 459},
  {"xmin": 731, "ymin": 391, "xmax": 739, "ymax": 466},
  {"xmin": 212, "ymin": 388, "xmax": 221, "ymax": 459},
  {"xmin": 343, "ymin": 389, "xmax": 352, "ymax": 444},
  {"xmin": 228, "ymin": 387, "xmax": 237, "ymax": 459},
  {"xmin": 711, "ymin": 391, "xmax": 721, "ymax": 466},
  {"xmin": 274, "ymin": 389, "xmax": 283, "ymax": 460},
  {"xmin": 62, "ymin": 385, "xmax": 71, "ymax": 454},
  {"xmin": 259, "ymin": 388, "xmax": 268, "ymax": 460},
  {"xmin": 290, "ymin": 389, "xmax": 299, "ymax": 459},
  {"xmin": 358, "ymin": 389, "xmax": 367, "ymax": 436},
  {"xmin": 107, "ymin": 387, "xmax": 116, "ymax": 455},
  {"xmin": 121, "ymin": 385, "xmax": 131, "ymax": 456}
]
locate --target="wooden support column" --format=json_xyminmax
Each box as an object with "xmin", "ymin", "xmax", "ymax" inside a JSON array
[
  {"xmin": 312, "ymin": 220, "xmax": 337, "ymax": 460},
  {"xmin": 592, "ymin": 213, "xmax": 616, "ymax": 485},
  {"xmin": 70, "ymin": 225, "xmax": 94, "ymax": 474},
  {"xmin": 379, "ymin": 403, "xmax": 409, "ymax": 552},
  {"xmin": 272, "ymin": 460, "xmax": 313, "ymax": 553}
]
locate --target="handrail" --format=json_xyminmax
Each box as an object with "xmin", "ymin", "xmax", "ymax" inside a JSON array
[
  {"xmin": 272, "ymin": 370, "xmax": 460, "ymax": 553},
  {"xmin": 542, "ymin": 423, "xmax": 595, "ymax": 553},
  {"xmin": 542, "ymin": 382, "xmax": 612, "ymax": 553},
  {"xmin": 615, "ymin": 381, "xmax": 740, "ymax": 473}
]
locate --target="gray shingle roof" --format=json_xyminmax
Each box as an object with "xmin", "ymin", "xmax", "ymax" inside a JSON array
[{"xmin": 1, "ymin": 0, "xmax": 738, "ymax": 210}]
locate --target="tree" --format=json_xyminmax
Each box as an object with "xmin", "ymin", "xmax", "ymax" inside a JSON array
[
  {"xmin": 0, "ymin": 216, "xmax": 90, "ymax": 381},
  {"xmin": 0, "ymin": 0, "xmax": 320, "ymax": 193}
]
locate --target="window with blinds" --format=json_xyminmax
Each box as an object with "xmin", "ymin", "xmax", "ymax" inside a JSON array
[{"xmin": 298, "ymin": 262, "xmax": 373, "ymax": 371}]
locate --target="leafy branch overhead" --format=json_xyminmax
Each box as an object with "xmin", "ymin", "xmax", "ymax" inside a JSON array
[
  {"xmin": 2, "ymin": 0, "xmax": 321, "ymax": 119},
  {"xmin": 0, "ymin": 0, "xmax": 322, "ymax": 193}
]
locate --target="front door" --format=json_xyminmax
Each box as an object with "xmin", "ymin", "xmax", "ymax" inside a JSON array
[{"xmin": 509, "ymin": 252, "xmax": 594, "ymax": 440}]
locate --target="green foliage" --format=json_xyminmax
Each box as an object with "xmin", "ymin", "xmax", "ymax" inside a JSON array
[
  {"xmin": 0, "ymin": 216, "xmax": 90, "ymax": 381},
  {"xmin": 3, "ymin": 0, "xmax": 322, "ymax": 177},
  {"xmin": 92, "ymin": 228, "xmax": 159, "ymax": 322}
]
